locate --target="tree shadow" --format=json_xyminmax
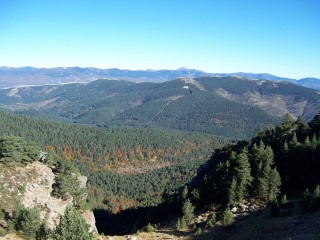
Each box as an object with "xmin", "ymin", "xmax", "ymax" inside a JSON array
[{"xmin": 94, "ymin": 201, "xmax": 179, "ymax": 236}]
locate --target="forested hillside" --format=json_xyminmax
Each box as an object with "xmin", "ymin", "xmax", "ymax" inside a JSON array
[
  {"xmin": 198, "ymin": 112, "xmax": 320, "ymax": 207},
  {"xmin": 1, "ymin": 109, "xmax": 320, "ymax": 238},
  {"xmin": 93, "ymin": 112, "xmax": 320, "ymax": 236},
  {"xmin": 0, "ymin": 111, "xmax": 225, "ymax": 214},
  {"xmin": 5, "ymin": 76, "xmax": 319, "ymax": 139}
]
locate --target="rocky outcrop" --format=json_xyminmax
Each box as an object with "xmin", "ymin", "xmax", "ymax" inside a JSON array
[
  {"xmin": 0, "ymin": 161, "xmax": 97, "ymax": 232},
  {"xmin": 18, "ymin": 162, "xmax": 73, "ymax": 227}
]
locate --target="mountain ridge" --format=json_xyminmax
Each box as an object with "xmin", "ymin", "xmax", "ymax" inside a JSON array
[{"xmin": 1, "ymin": 66, "xmax": 320, "ymax": 90}]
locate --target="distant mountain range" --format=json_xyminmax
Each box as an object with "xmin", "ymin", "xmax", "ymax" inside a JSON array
[
  {"xmin": 1, "ymin": 76, "xmax": 320, "ymax": 139},
  {"xmin": 0, "ymin": 66, "xmax": 320, "ymax": 90}
]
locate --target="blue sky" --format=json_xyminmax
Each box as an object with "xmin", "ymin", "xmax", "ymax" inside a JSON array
[{"xmin": 0, "ymin": 0, "xmax": 319, "ymax": 78}]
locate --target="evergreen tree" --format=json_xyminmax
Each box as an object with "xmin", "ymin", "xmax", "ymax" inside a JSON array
[
  {"xmin": 181, "ymin": 186, "xmax": 188, "ymax": 201},
  {"xmin": 54, "ymin": 206, "xmax": 91, "ymax": 240},
  {"xmin": 181, "ymin": 199, "xmax": 195, "ymax": 225},
  {"xmin": 228, "ymin": 178, "xmax": 237, "ymax": 205},
  {"xmin": 205, "ymin": 212, "xmax": 216, "ymax": 228},
  {"xmin": 36, "ymin": 221, "xmax": 51, "ymax": 240},
  {"xmin": 250, "ymin": 143, "xmax": 281, "ymax": 201},
  {"xmin": 267, "ymin": 168, "xmax": 281, "ymax": 201},
  {"xmin": 0, "ymin": 135, "xmax": 41, "ymax": 165},
  {"xmin": 295, "ymin": 116, "xmax": 308, "ymax": 141},
  {"xmin": 52, "ymin": 158, "xmax": 85, "ymax": 208},
  {"xmin": 12, "ymin": 203, "xmax": 41, "ymax": 239},
  {"xmin": 176, "ymin": 217, "xmax": 186, "ymax": 230},
  {"xmin": 233, "ymin": 150, "xmax": 252, "ymax": 201},
  {"xmin": 221, "ymin": 207, "xmax": 234, "ymax": 227},
  {"xmin": 309, "ymin": 112, "xmax": 320, "ymax": 135}
]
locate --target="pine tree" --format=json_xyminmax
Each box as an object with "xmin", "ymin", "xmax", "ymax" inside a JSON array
[
  {"xmin": 176, "ymin": 217, "xmax": 186, "ymax": 230},
  {"xmin": 267, "ymin": 168, "xmax": 281, "ymax": 201},
  {"xmin": 228, "ymin": 178, "xmax": 237, "ymax": 205},
  {"xmin": 250, "ymin": 143, "xmax": 281, "ymax": 201},
  {"xmin": 221, "ymin": 207, "xmax": 234, "ymax": 227},
  {"xmin": 233, "ymin": 150, "xmax": 252, "ymax": 201},
  {"xmin": 54, "ymin": 206, "xmax": 91, "ymax": 240},
  {"xmin": 13, "ymin": 203, "xmax": 41, "ymax": 238},
  {"xmin": 182, "ymin": 199, "xmax": 195, "ymax": 225},
  {"xmin": 36, "ymin": 221, "xmax": 51, "ymax": 240},
  {"xmin": 309, "ymin": 112, "xmax": 320, "ymax": 135},
  {"xmin": 205, "ymin": 212, "xmax": 216, "ymax": 228}
]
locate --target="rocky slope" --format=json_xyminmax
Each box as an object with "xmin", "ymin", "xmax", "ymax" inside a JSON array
[{"xmin": 0, "ymin": 160, "xmax": 97, "ymax": 235}]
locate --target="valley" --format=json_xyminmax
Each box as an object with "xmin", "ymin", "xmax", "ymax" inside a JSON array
[{"xmin": 0, "ymin": 75, "xmax": 320, "ymax": 239}]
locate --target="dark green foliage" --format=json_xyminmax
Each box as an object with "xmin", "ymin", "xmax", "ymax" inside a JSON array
[
  {"xmin": 12, "ymin": 202, "xmax": 41, "ymax": 238},
  {"xmin": 190, "ymin": 188, "xmax": 200, "ymax": 206},
  {"xmin": 201, "ymin": 112, "xmax": 320, "ymax": 208},
  {"xmin": 88, "ymin": 159, "xmax": 204, "ymax": 210},
  {"xmin": 176, "ymin": 217, "xmax": 187, "ymax": 230},
  {"xmin": 36, "ymin": 221, "xmax": 51, "ymax": 240},
  {"xmin": 268, "ymin": 168, "xmax": 281, "ymax": 201},
  {"xmin": 299, "ymin": 186, "xmax": 320, "ymax": 212},
  {"xmin": 232, "ymin": 150, "xmax": 252, "ymax": 202},
  {"xmin": 0, "ymin": 111, "xmax": 218, "ymax": 172},
  {"xmin": 0, "ymin": 77, "xmax": 286, "ymax": 139},
  {"xmin": 205, "ymin": 212, "xmax": 216, "ymax": 228},
  {"xmin": 54, "ymin": 206, "xmax": 91, "ymax": 240},
  {"xmin": 309, "ymin": 112, "xmax": 320, "ymax": 135},
  {"xmin": 221, "ymin": 207, "xmax": 234, "ymax": 227},
  {"xmin": 181, "ymin": 186, "xmax": 188, "ymax": 202},
  {"xmin": 228, "ymin": 178, "xmax": 237, "ymax": 205},
  {"xmin": 0, "ymin": 135, "xmax": 41, "ymax": 165},
  {"xmin": 52, "ymin": 159, "xmax": 86, "ymax": 208}
]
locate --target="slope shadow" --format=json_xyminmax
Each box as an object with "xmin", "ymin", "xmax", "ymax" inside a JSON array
[{"xmin": 94, "ymin": 202, "xmax": 179, "ymax": 236}]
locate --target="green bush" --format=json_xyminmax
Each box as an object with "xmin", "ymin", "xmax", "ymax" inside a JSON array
[
  {"xmin": 205, "ymin": 212, "xmax": 216, "ymax": 228},
  {"xmin": 143, "ymin": 223, "xmax": 155, "ymax": 233},
  {"xmin": 221, "ymin": 207, "xmax": 234, "ymax": 227}
]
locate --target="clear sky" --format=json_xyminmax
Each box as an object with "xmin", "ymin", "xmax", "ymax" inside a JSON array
[{"xmin": 0, "ymin": 0, "xmax": 319, "ymax": 79}]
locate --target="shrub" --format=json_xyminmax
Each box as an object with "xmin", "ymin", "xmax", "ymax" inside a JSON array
[
  {"xmin": 143, "ymin": 223, "xmax": 155, "ymax": 233},
  {"xmin": 205, "ymin": 212, "xmax": 216, "ymax": 228},
  {"xmin": 221, "ymin": 207, "xmax": 234, "ymax": 227}
]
